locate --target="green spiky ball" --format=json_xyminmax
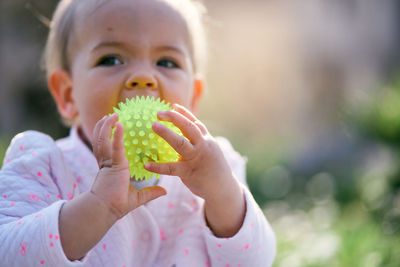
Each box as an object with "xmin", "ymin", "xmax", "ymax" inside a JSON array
[{"xmin": 112, "ymin": 96, "xmax": 182, "ymax": 180}]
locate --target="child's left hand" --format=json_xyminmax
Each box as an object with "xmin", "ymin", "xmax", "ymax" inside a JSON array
[
  {"xmin": 144, "ymin": 103, "xmax": 233, "ymax": 200},
  {"xmin": 144, "ymin": 104, "xmax": 246, "ymax": 237}
]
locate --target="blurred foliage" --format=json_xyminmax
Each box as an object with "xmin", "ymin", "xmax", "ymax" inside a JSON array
[
  {"xmin": 17, "ymin": 83, "xmax": 69, "ymax": 139},
  {"xmin": 242, "ymin": 74, "xmax": 400, "ymax": 266},
  {"xmin": 0, "ymin": 138, "xmax": 7, "ymax": 168},
  {"xmin": 350, "ymin": 74, "xmax": 400, "ymax": 233},
  {"xmin": 353, "ymin": 75, "xmax": 400, "ymax": 146}
]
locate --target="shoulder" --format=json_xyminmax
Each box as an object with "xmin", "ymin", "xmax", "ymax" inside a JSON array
[
  {"xmin": 7, "ymin": 130, "xmax": 56, "ymax": 149},
  {"xmin": 0, "ymin": 132, "xmax": 65, "ymax": 220},
  {"xmin": 2, "ymin": 130, "xmax": 60, "ymax": 167}
]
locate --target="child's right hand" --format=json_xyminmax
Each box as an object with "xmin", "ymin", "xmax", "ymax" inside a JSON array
[
  {"xmin": 59, "ymin": 114, "xmax": 166, "ymax": 260},
  {"xmin": 90, "ymin": 113, "xmax": 167, "ymax": 220}
]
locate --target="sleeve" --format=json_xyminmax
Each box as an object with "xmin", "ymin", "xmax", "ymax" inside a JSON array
[
  {"xmin": 0, "ymin": 131, "xmax": 88, "ymax": 266},
  {"xmin": 200, "ymin": 137, "xmax": 276, "ymax": 267}
]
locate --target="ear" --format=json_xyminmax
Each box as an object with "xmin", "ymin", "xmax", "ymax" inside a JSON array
[
  {"xmin": 190, "ymin": 75, "xmax": 204, "ymax": 115},
  {"xmin": 48, "ymin": 70, "xmax": 78, "ymax": 120}
]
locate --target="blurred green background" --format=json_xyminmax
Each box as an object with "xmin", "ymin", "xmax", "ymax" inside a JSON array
[{"xmin": 1, "ymin": 0, "xmax": 400, "ymax": 266}]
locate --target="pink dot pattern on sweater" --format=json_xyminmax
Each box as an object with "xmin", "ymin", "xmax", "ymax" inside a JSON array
[
  {"xmin": 160, "ymin": 230, "xmax": 167, "ymax": 241},
  {"xmin": 5, "ymin": 136, "xmax": 258, "ymax": 266},
  {"xmin": 28, "ymin": 193, "xmax": 40, "ymax": 202},
  {"xmin": 20, "ymin": 242, "xmax": 28, "ymax": 256}
]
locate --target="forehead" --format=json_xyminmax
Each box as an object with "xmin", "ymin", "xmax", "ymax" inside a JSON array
[{"xmin": 72, "ymin": 0, "xmax": 191, "ymax": 52}]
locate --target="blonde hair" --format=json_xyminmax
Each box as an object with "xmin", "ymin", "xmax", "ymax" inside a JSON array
[{"xmin": 43, "ymin": 0, "xmax": 207, "ymax": 79}]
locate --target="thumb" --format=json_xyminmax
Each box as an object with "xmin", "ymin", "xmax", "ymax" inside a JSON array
[{"xmin": 135, "ymin": 186, "xmax": 167, "ymax": 206}]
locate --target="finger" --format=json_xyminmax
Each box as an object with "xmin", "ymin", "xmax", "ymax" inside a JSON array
[
  {"xmin": 97, "ymin": 114, "xmax": 118, "ymax": 167},
  {"xmin": 93, "ymin": 116, "xmax": 108, "ymax": 147},
  {"xmin": 152, "ymin": 121, "xmax": 193, "ymax": 158},
  {"xmin": 111, "ymin": 122, "xmax": 126, "ymax": 165},
  {"xmin": 92, "ymin": 116, "xmax": 108, "ymax": 161},
  {"xmin": 101, "ymin": 113, "xmax": 119, "ymax": 142},
  {"xmin": 144, "ymin": 161, "xmax": 182, "ymax": 177},
  {"xmin": 135, "ymin": 186, "xmax": 167, "ymax": 206},
  {"xmin": 171, "ymin": 103, "xmax": 197, "ymax": 121},
  {"xmin": 172, "ymin": 104, "xmax": 208, "ymax": 135},
  {"xmin": 158, "ymin": 110, "xmax": 202, "ymax": 144}
]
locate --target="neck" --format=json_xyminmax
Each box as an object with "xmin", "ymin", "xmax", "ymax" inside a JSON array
[{"xmin": 77, "ymin": 127, "xmax": 93, "ymax": 151}]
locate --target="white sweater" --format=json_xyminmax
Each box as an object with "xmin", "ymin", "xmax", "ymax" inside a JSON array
[{"xmin": 0, "ymin": 128, "xmax": 276, "ymax": 267}]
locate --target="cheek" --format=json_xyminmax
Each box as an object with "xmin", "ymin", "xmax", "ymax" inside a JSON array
[
  {"xmin": 163, "ymin": 76, "xmax": 194, "ymax": 105},
  {"xmin": 75, "ymin": 73, "xmax": 121, "ymax": 113},
  {"xmin": 73, "ymin": 87, "xmax": 120, "ymax": 142},
  {"xmin": 163, "ymin": 88, "xmax": 192, "ymax": 108}
]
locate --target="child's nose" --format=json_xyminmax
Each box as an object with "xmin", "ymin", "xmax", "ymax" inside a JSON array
[{"xmin": 125, "ymin": 74, "xmax": 157, "ymax": 90}]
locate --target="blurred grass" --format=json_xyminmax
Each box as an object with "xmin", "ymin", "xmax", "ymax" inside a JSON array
[
  {"xmin": 266, "ymin": 199, "xmax": 400, "ymax": 267},
  {"xmin": 335, "ymin": 204, "xmax": 400, "ymax": 267}
]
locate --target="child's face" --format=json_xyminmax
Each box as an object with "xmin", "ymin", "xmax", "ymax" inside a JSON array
[{"xmin": 51, "ymin": 0, "xmax": 203, "ymax": 143}]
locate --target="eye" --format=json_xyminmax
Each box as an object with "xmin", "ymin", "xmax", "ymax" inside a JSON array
[
  {"xmin": 96, "ymin": 55, "xmax": 123, "ymax": 67},
  {"xmin": 157, "ymin": 58, "xmax": 180, "ymax": 69}
]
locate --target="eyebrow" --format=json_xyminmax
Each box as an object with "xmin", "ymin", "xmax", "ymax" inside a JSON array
[
  {"xmin": 91, "ymin": 41, "xmax": 185, "ymax": 55},
  {"xmin": 154, "ymin": 45, "xmax": 185, "ymax": 55},
  {"xmin": 91, "ymin": 41, "xmax": 126, "ymax": 52}
]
